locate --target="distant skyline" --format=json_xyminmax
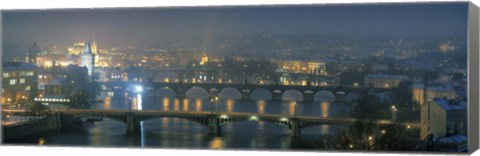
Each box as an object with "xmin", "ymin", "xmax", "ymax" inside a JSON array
[{"xmin": 2, "ymin": 2, "xmax": 468, "ymax": 48}]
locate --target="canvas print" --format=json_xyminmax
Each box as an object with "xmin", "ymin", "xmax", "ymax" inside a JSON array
[{"xmin": 1, "ymin": 2, "xmax": 469, "ymax": 153}]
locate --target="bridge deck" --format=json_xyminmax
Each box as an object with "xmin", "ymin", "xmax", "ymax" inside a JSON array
[{"xmin": 2, "ymin": 109, "xmax": 418, "ymax": 128}]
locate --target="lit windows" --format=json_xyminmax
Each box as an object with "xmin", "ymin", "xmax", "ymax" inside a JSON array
[
  {"xmin": 25, "ymin": 86, "xmax": 31, "ymax": 91},
  {"xmin": 9, "ymin": 79, "xmax": 16, "ymax": 85},
  {"xmin": 2, "ymin": 72, "xmax": 9, "ymax": 78},
  {"xmin": 19, "ymin": 78, "xmax": 25, "ymax": 84},
  {"xmin": 26, "ymin": 71, "xmax": 34, "ymax": 76}
]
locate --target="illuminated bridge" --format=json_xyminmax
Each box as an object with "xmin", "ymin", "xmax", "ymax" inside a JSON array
[
  {"xmin": 101, "ymin": 81, "xmax": 396, "ymax": 101},
  {"xmin": 3, "ymin": 109, "xmax": 418, "ymax": 136}
]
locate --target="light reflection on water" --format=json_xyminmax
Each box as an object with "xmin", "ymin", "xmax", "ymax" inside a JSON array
[{"xmin": 16, "ymin": 91, "xmax": 351, "ymax": 149}]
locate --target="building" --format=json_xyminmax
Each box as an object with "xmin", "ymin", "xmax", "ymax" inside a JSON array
[
  {"xmin": 44, "ymin": 78, "xmax": 74, "ymax": 97},
  {"xmin": 67, "ymin": 42, "xmax": 86, "ymax": 56},
  {"xmin": 364, "ymin": 74, "xmax": 408, "ymax": 88},
  {"xmin": 412, "ymin": 84, "xmax": 457, "ymax": 106},
  {"xmin": 38, "ymin": 64, "xmax": 89, "ymax": 98},
  {"xmin": 80, "ymin": 42, "xmax": 96, "ymax": 80},
  {"xmin": 275, "ymin": 60, "xmax": 327, "ymax": 76},
  {"xmin": 200, "ymin": 53, "xmax": 209, "ymax": 65},
  {"xmin": 1, "ymin": 62, "xmax": 38, "ymax": 106},
  {"xmin": 427, "ymin": 134, "xmax": 468, "ymax": 152},
  {"xmin": 420, "ymin": 98, "xmax": 467, "ymax": 140}
]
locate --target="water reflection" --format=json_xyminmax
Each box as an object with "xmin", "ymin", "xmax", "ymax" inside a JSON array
[
  {"xmin": 289, "ymin": 101, "xmax": 296, "ymax": 116},
  {"xmin": 104, "ymin": 96, "xmax": 111, "ymax": 109},
  {"xmin": 183, "ymin": 99, "xmax": 189, "ymax": 111},
  {"xmin": 209, "ymin": 137, "xmax": 225, "ymax": 149},
  {"xmin": 174, "ymin": 98, "xmax": 180, "ymax": 111},
  {"xmin": 137, "ymin": 94, "xmax": 142, "ymax": 110},
  {"xmin": 257, "ymin": 100, "xmax": 265, "ymax": 114},
  {"xmin": 321, "ymin": 101, "xmax": 329, "ymax": 118},
  {"xmin": 226, "ymin": 99, "xmax": 234, "ymax": 112},
  {"xmin": 163, "ymin": 97, "xmax": 170, "ymax": 111},
  {"xmin": 195, "ymin": 99, "xmax": 202, "ymax": 112}
]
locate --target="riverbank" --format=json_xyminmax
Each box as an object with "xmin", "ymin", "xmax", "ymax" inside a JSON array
[{"xmin": 3, "ymin": 116, "xmax": 60, "ymax": 141}]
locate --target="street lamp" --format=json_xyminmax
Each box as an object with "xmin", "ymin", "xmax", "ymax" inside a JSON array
[
  {"xmin": 211, "ymin": 96, "xmax": 219, "ymax": 114},
  {"xmin": 391, "ymin": 105, "xmax": 398, "ymax": 122}
]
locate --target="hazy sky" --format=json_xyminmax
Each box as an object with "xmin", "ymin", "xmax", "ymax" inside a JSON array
[{"xmin": 2, "ymin": 2, "xmax": 468, "ymax": 48}]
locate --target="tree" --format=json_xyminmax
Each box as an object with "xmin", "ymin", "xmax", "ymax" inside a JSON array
[
  {"xmin": 351, "ymin": 91, "xmax": 389, "ymax": 120},
  {"xmin": 26, "ymin": 102, "xmax": 51, "ymax": 117},
  {"xmin": 315, "ymin": 121, "xmax": 424, "ymax": 151}
]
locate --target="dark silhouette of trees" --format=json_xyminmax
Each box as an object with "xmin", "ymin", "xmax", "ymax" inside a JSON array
[
  {"xmin": 315, "ymin": 121, "xmax": 423, "ymax": 151},
  {"xmin": 26, "ymin": 102, "xmax": 51, "ymax": 117}
]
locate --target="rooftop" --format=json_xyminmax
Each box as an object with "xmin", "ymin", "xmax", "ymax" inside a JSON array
[
  {"xmin": 412, "ymin": 84, "xmax": 455, "ymax": 92},
  {"xmin": 434, "ymin": 98, "xmax": 467, "ymax": 111},
  {"xmin": 365, "ymin": 74, "xmax": 407, "ymax": 79},
  {"xmin": 2, "ymin": 62, "xmax": 38, "ymax": 71}
]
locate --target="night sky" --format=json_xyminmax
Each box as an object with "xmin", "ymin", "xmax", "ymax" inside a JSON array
[{"xmin": 2, "ymin": 2, "xmax": 468, "ymax": 48}]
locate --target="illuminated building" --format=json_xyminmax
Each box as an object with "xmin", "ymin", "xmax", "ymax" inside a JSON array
[
  {"xmin": 37, "ymin": 65, "xmax": 89, "ymax": 99},
  {"xmin": 67, "ymin": 42, "xmax": 86, "ymax": 55},
  {"xmin": 412, "ymin": 84, "xmax": 457, "ymax": 106},
  {"xmin": 275, "ymin": 60, "xmax": 327, "ymax": 76},
  {"xmin": 420, "ymin": 98, "xmax": 467, "ymax": 140},
  {"xmin": 80, "ymin": 42, "xmax": 96, "ymax": 80},
  {"xmin": 200, "ymin": 53, "xmax": 209, "ymax": 65},
  {"xmin": 364, "ymin": 74, "xmax": 407, "ymax": 88},
  {"xmin": 1, "ymin": 62, "xmax": 38, "ymax": 105}
]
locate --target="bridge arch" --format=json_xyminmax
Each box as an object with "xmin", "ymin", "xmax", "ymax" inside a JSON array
[
  {"xmin": 314, "ymin": 90, "xmax": 335, "ymax": 102},
  {"xmin": 186, "ymin": 86, "xmax": 210, "ymax": 99},
  {"xmin": 250, "ymin": 88, "xmax": 273, "ymax": 100},
  {"xmin": 218, "ymin": 87, "xmax": 242, "ymax": 100},
  {"xmin": 155, "ymin": 87, "xmax": 177, "ymax": 97},
  {"xmin": 281, "ymin": 89, "xmax": 303, "ymax": 101},
  {"xmin": 345, "ymin": 91, "xmax": 362, "ymax": 102},
  {"xmin": 377, "ymin": 92, "xmax": 395, "ymax": 103}
]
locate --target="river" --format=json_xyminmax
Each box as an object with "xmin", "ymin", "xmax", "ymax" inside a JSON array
[{"xmin": 4, "ymin": 90, "xmax": 352, "ymax": 150}]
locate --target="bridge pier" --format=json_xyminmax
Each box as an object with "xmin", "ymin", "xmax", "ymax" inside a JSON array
[
  {"xmin": 291, "ymin": 119, "xmax": 301, "ymax": 137},
  {"xmin": 273, "ymin": 92, "xmax": 282, "ymax": 101},
  {"xmin": 303, "ymin": 93, "xmax": 314, "ymax": 101},
  {"xmin": 241, "ymin": 91, "xmax": 251, "ymax": 100},
  {"xmin": 207, "ymin": 115, "xmax": 222, "ymax": 136},
  {"xmin": 125, "ymin": 113, "xmax": 140, "ymax": 133},
  {"xmin": 176, "ymin": 89, "xmax": 186, "ymax": 99}
]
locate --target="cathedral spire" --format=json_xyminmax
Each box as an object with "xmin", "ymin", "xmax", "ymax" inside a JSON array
[
  {"xmin": 84, "ymin": 42, "xmax": 92, "ymax": 54},
  {"xmin": 27, "ymin": 41, "xmax": 41, "ymax": 64}
]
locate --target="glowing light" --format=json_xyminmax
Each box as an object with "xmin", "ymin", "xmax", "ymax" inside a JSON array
[
  {"xmin": 136, "ymin": 94, "xmax": 143, "ymax": 110},
  {"xmin": 220, "ymin": 115, "xmax": 228, "ymax": 119},
  {"xmin": 226, "ymin": 99, "xmax": 234, "ymax": 112},
  {"xmin": 280, "ymin": 118, "xmax": 288, "ymax": 122},
  {"xmin": 250, "ymin": 116, "xmax": 258, "ymax": 121},
  {"xmin": 135, "ymin": 85, "xmax": 143, "ymax": 93}
]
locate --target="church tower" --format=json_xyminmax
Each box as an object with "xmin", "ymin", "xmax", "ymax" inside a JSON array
[
  {"xmin": 27, "ymin": 41, "xmax": 41, "ymax": 65},
  {"xmin": 80, "ymin": 42, "xmax": 95, "ymax": 81}
]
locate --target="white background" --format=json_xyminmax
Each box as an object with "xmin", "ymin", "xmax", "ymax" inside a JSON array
[{"xmin": 0, "ymin": 0, "xmax": 478, "ymax": 156}]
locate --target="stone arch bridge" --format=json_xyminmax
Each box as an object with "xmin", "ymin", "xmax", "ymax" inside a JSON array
[{"xmin": 102, "ymin": 81, "xmax": 395, "ymax": 101}]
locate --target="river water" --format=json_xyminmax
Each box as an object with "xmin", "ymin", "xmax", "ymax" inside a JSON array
[{"xmin": 5, "ymin": 90, "xmax": 352, "ymax": 150}]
